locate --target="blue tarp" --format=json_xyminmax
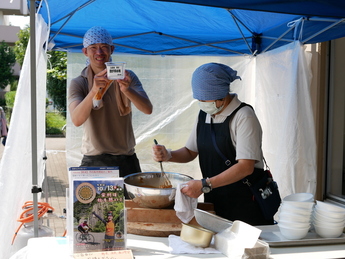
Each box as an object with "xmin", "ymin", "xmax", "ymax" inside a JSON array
[{"xmin": 37, "ymin": 0, "xmax": 345, "ymax": 56}]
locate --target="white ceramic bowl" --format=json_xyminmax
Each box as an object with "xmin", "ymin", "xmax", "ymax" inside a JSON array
[
  {"xmin": 283, "ymin": 193, "xmax": 314, "ymax": 202},
  {"xmin": 279, "ymin": 211, "xmax": 311, "ymax": 223},
  {"xmin": 279, "ymin": 224, "xmax": 310, "ymax": 240},
  {"xmin": 282, "ymin": 200, "xmax": 314, "ymax": 210},
  {"xmin": 314, "ymin": 205, "xmax": 345, "ymax": 220},
  {"xmin": 313, "ymin": 223, "xmax": 344, "ymax": 238},
  {"xmin": 279, "ymin": 220, "xmax": 310, "ymax": 229},
  {"xmin": 313, "ymin": 209, "xmax": 345, "ymax": 223},
  {"xmin": 312, "ymin": 217, "xmax": 345, "ymax": 228},
  {"xmin": 315, "ymin": 201, "xmax": 345, "ymax": 214},
  {"xmin": 280, "ymin": 204, "xmax": 313, "ymax": 217}
]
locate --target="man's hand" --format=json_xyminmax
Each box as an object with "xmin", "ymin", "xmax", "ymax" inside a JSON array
[
  {"xmin": 181, "ymin": 180, "xmax": 203, "ymax": 199},
  {"xmin": 152, "ymin": 144, "xmax": 170, "ymax": 162},
  {"xmin": 93, "ymin": 69, "xmax": 112, "ymax": 94},
  {"xmin": 117, "ymin": 70, "xmax": 131, "ymax": 93}
]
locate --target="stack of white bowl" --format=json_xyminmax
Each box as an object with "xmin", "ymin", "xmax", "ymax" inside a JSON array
[
  {"xmin": 278, "ymin": 193, "xmax": 314, "ymax": 240},
  {"xmin": 312, "ymin": 201, "xmax": 345, "ymax": 238}
]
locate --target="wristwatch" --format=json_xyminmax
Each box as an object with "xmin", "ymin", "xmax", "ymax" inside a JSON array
[{"xmin": 201, "ymin": 178, "xmax": 212, "ymax": 193}]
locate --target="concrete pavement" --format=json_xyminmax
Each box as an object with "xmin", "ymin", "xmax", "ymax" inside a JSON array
[{"xmin": 44, "ymin": 137, "xmax": 68, "ymax": 237}]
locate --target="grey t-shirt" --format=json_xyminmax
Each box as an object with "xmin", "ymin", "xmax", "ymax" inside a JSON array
[{"xmin": 68, "ymin": 66, "xmax": 145, "ymax": 156}]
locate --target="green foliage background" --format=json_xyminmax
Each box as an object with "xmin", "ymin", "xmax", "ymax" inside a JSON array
[
  {"xmin": 47, "ymin": 51, "xmax": 67, "ymax": 115},
  {"xmin": 13, "ymin": 26, "xmax": 30, "ymax": 67},
  {"xmin": 9, "ymin": 26, "xmax": 67, "ymax": 134},
  {"xmin": 0, "ymin": 41, "xmax": 16, "ymax": 89}
]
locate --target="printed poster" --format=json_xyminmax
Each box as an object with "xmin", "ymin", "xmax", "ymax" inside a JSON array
[{"xmin": 71, "ymin": 178, "xmax": 126, "ymax": 253}]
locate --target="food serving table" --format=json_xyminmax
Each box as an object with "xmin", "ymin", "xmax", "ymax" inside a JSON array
[{"xmin": 10, "ymin": 233, "xmax": 345, "ymax": 259}]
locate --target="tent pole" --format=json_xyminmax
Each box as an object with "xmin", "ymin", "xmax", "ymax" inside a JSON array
[
  {"xmin": 30, "ymin": 0, "xmax": 39, "ymax": 237},
  {"xmin": 48, "ymin": 0, "xmax": 96, "ymax": 45},
  {"xmin": 302, "ymin": 18, "xmax": 345, "ymax": 43},
  {"xmin": 228, "ymin": 11, "xmax": 253, "ymax": 55},
  {"xmin": 261, "ymin": 25, "xmax": 295, "ymax": 54}
]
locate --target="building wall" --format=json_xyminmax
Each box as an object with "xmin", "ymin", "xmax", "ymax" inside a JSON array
[
  {"xmin": 0, "ymin": 24, "xmax": 21, "ymax": 45},
  {"xmin": 0, "ymin": 0, "xmax": 28, "ymax": 16},
  {"xmin": 0, "ymin": 0, "xmax": 27, "ymax": 94},
  {"xmin": 0, "ymin": 21, "xmax": 21, "ymax": 77},
  {"xmin": 0, "ymin": 0, "xmax": 26, "ymax": 79}
]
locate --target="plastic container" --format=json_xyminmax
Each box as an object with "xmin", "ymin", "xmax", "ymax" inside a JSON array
[
  {"xmin": 105, "ymin": 62, "xmax": 126, "ymax": 80},
  {"xmin": 12, "ymin": 221, "xmax": 54, "ymax": 253}
]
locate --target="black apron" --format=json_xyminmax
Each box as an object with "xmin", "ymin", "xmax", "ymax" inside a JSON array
[{"xmin": 196, "ymin": 108, "xmax": 273, "ymax": 226}]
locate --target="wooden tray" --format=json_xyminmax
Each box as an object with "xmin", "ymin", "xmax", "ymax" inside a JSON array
[{"xmin": 125, "ymin": 200, "xmax": 214, "ymax": 237}]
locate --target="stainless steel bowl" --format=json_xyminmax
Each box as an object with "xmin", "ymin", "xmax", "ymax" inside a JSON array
[
  {"xmin": 124, "ymin": 172, "xmax": 193, "ymax": 209},
  {"xmin": 194, "ymin": 208, "xmax": 233, "ymax": 233}
]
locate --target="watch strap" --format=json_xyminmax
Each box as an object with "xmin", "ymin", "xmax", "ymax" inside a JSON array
[
  {"xmin": 201, "ymin": 178, "xmax": 207, "ymax": 187},
  {"xmin": 201, "ymin": 178, "xmax": 212, "ymax": 192},
  {"xmin": 205, "ymin": 177, "xmax": 212, "ymax": 190}
]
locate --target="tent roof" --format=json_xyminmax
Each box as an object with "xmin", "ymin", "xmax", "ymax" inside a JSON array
[
  {"xmin": 156, "ymin": 0, "xmax": 345, "ymax": 18},
  {"xmin": 38, "ymin": 0, "xmax": 345, "ymax": 55}
]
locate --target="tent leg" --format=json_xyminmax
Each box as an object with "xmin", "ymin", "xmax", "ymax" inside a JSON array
[{"xmin": 30, "ymin": 0, "xmax": 39, "ymax": 238}]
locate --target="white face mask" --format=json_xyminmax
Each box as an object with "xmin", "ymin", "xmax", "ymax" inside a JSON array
[{"xmin": 198, "ymin": 101, "xmax": 224, "ymax": 115}]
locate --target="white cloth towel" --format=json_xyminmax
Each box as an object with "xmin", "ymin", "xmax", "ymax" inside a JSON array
[
  {"xmin": 174, "ymin": 183, "xmax": 198, "ymax": 223},
  {"xmin": 168, "ymin": 235, "xmax": 221, "ymax": 254}
]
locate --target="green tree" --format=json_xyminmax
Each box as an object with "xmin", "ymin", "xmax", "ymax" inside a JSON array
[
  {"xmin": 47, "ymin": 50, "xmax": 67, "ymax": 115},
  {"xmin": 14, "ymin": 26, "xmax": 67, "ymax": 117},
  {"xmin": 13, "ymin": 26, "xmax": 30, "ymax": 67},
  {"xmin": 0, "ymin": 41, "xmax": 16, "ymax": 89},
  {"xmin": 4, "ymin": 91, "xmax": 16, "ymax": 122}
]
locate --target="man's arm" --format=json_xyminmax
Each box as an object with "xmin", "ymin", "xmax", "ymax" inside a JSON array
[
  {"xmin": 69, "ymin": 97, "xmax": 93, "ymax": 127},
  {"xmin": 69, "ymin": 69, "xmax": 112, "ymax": 126},
  {"xmin": 117, "ymin": 71, "xmax": 152, "ymax": 114},
  {"xmin": 153, "ymin": 145, "xmax": 198, "ymax": 163},
  {"xmin": 182, "ymin": 159, "xmax": 256, "ymax": 199}
]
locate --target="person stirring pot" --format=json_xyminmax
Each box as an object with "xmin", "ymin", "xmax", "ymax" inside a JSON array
[{"xmin": 152, "ymin": 63, "xmax": 273, "ymax": 226}]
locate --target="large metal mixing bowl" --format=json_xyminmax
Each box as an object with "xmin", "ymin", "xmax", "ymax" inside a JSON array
[{"xmin": 124, "ymin": 172, "xmax": 193, "ymax": 209}]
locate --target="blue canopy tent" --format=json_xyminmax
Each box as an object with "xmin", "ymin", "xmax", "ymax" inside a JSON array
[
  {"xmin": 2, "ymin": 1, "xmax": 345, "ymax": 258},
  {"xmin": 40, "ymin": 0, "xmax": 345, "ymax": 55}
]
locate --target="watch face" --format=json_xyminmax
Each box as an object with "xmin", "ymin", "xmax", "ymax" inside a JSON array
[{"xmin": 202, "ymin": 186, "xmax": 211, "ymax": 193}]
